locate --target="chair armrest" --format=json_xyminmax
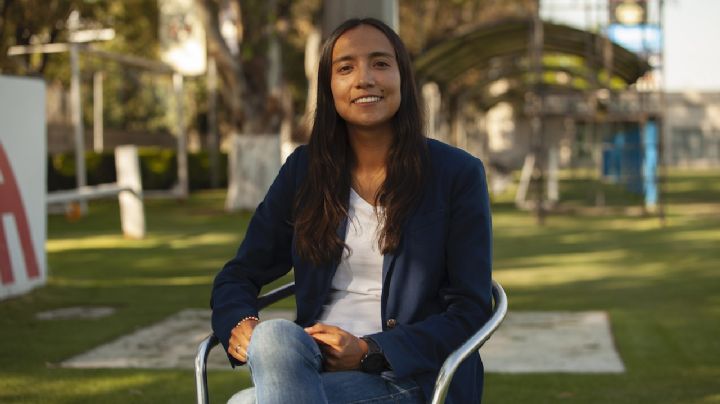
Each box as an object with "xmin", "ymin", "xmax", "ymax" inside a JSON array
[
  {"xmin": 195, "ymin": 281, "xmax": 296, "ymax": 404},
  {"xmin": 429, "ymin": 280, "xmax": 508, "ymax": 404},
  {"xmin": 195, "ymin": 333, "xmax": 219, "ymax": 404},
  {"xmin": 257, "ymin": 282, "xmax": 296, "ymax": 309}
]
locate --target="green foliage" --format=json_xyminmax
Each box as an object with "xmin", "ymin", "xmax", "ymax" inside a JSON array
[
  {"xmin": 2, "ymin": 0, "xmax": 173, "ymax": 133},
  {"xmin": 47, "ymin": 149, "xmax": 228, "ymax": 191}
]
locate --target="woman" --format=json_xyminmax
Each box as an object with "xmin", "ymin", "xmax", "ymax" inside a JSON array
[{"xmin": 211, "ymin": 18, "xmax": 493, "ymax": 404}]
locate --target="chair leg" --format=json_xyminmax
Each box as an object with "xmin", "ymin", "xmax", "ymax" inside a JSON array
[{"xmin": 195, "ymin": 333, "xmax": 220, "ymax": 404}]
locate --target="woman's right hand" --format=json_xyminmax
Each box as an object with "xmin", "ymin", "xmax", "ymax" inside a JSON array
[{"xmin": 228, "ymin": 318, "xmax": 259, "ymax": 362}]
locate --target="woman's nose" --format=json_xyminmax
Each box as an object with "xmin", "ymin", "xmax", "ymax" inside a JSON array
[{"xmin": 356, "ymin": 65, "xmax": 376, "ymax": 88}]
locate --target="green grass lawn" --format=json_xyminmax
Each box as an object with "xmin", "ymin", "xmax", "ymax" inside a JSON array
[{"xmin": 0, "ymin": 170, "xmax": 718, "ymax": 403}]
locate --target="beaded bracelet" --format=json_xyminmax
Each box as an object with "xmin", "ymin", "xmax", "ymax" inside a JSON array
[{"xmin": 235, "ymin": 315, "xmax": 260, "ymax": 328}]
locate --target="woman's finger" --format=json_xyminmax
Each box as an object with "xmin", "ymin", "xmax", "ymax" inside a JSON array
[
  {"xmin": 310, "ymin": 331, "xmax": 342, "ymax": 348},
  {"xmin": 228, "ymin": 342, "xmax": 247, "ymax": 362},
  {"xmin": 237, "ymin": 332, "xmax": 251, "ymax": 347},
  {"xmin": 305, "ymin": 323, "xmax": 339, "ymax": 334},
  {"xmin": 319, "ymin": 343, "xmax": 339, "ymax": 356}
]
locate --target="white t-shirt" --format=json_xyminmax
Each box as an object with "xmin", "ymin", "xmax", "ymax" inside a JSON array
[{"xmin": 318, "ymin": 188, "xmax": 384, "ymax": 337}]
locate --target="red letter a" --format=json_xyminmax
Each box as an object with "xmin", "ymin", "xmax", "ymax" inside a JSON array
[{"xmin": 0, "ymin": 142, "xmax": 40, "ymax": 285}]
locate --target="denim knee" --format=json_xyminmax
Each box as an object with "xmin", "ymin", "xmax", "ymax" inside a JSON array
[
  {"xmin": 246, "ymin": 319, "xmax": 321, "ymax": 368},
  {"xmin": 226, "ymin": 387, "xmax": 256, "ymax": 404}
]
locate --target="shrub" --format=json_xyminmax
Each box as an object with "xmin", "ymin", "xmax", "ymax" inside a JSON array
[{"xmin": 47, "ymin": 149, "xmax": 228, "ymax": 191}]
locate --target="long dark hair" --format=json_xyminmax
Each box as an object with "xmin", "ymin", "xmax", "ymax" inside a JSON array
[{"xmin": 294, "ymin": 18, "xmax": 428, "ymax": 266}]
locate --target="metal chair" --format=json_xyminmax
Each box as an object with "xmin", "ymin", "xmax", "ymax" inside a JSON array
[{"xmin": 195, "ymin": 280, "xmax": 507, "ymax": 404}]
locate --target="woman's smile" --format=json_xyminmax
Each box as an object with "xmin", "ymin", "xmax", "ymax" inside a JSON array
[{"xmin": 352, "ymin": 95, "xmax": 384, "ymax": 104}]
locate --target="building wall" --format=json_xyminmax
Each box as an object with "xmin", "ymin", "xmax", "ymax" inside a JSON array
[{"xmin": 663, "ymin": 92, "xmax": 720, "ymax": 168}]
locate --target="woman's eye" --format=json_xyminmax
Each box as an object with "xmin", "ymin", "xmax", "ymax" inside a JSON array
[
  {"xmin": 337, "ymin": 65, "xmax": 352, "ymax": 73},
  {"xmin": 375, "ymin": 60, "xmax": 390, "ymax": 68}
]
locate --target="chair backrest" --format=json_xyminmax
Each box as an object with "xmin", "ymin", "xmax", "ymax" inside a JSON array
[
  {"xmin": 195, "ymin": 280, "xmax": 507, "ymax": 404},
  {"xmin": 429, "ymin": 279, "xmax": 507, "ymax": 404}
]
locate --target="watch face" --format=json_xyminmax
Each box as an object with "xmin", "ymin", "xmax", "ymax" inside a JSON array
[{"xmin": 362, "ymin": 352, "xmax": 385, "ymax": 373}]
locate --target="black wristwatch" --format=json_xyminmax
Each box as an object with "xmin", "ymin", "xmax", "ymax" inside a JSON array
[{"xmin": 360, "ymin": 337, "xmax": 386, "ymax": 373}]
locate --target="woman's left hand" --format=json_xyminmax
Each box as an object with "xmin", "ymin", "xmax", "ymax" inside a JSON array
[{"xmin": 305, "ymin": 323, "xmax": 368, "ymax": 371}]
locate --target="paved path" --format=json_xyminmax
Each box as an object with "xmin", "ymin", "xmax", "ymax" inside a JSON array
[{"xmin": 59, "ymin": 309, "xmax": 624, "ymax": 373}]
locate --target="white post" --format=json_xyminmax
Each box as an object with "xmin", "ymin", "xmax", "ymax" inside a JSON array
[
  {"xmin": 452, "ymin": 97, "xmax": 468, "ymax": 150},
  {"xmin": 93, "ymin": 71, "xmax": 104, "ymax": 152},
  {"xmin": 547, "ymin": 145, "xmax": 559, "ymax": 203},
  {"xmin": 115, "ymin": 145, "xmax": 145, "ymax": 239},
  {"xmin": 515, "ymin": 152, "xmax": 536, "ymax": 208}
]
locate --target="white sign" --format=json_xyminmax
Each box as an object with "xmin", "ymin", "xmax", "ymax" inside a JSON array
[
  {"xmin": 159, "ymin": 0, "xmax": 207, "ymax": 76},
  {"xmin": 0, "ymin": 75, "xmax": 47, "ymax": 300},
  {"xmin": 69, "ymin": 28, "xmax": 116, "ymax": 43}
]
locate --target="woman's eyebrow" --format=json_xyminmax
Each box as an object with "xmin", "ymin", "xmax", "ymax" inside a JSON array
[
  {"xmin": 368, "ymin": 51, "xmax": 394, "ymax": 59},
  {"xmin": 332, "ymin": 54, "xmax": 355, "ymax": 65},
  {"xmin": 332, "ymin": 51, "xmax": 395, "ymax": 65}
]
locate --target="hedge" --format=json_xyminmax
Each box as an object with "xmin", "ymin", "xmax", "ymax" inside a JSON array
[{"xmin": 47, "ymin": 148, "xmax": 228, "ymax": 191}]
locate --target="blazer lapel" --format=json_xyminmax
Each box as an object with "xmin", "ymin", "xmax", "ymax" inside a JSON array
[{"xmin": 382, "ymin": 250, "xmax": 398, "ymax": 287}]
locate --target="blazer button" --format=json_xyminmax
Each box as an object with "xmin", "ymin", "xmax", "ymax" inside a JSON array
[{"xmin": 386, "ymin": 318, "xmax": 397, "ymax": 329}]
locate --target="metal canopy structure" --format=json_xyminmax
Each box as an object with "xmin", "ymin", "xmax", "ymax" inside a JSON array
[
  {"xmin": 412, "ymin": 17, "xmax": 659, "ymax": 223},
  {"xmin": 414, "ymin": 18, "xmax": 651, "ymax": 109}
]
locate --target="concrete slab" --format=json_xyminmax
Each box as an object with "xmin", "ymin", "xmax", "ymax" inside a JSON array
[
  {"xmin": 36, "ymin": 306, "xmax": 115, "ymax": 320},
  {"xmin": 60, "ymin": 309, "xmax": 295, "ymax": 370},
  {"xmin": 481, "ymin": 311, "xmax": 625, "ymax": 373},
  {"xmin": 60, "ymin": 310, "xmax": 625, "ymax": 373}
]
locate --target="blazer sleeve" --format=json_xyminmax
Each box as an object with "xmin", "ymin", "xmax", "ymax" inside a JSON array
[
  {"xmin": 369, "ymin": 157, "xmax": 493, "ymax": 378},
  {"xmin": 210, "ymin": 147, "xmax": 303, "ymax": 365}
]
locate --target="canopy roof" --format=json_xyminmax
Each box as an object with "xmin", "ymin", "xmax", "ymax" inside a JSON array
[{"xmin": 413, "ymin": 18, "xmax": 651, "ymax": 108}]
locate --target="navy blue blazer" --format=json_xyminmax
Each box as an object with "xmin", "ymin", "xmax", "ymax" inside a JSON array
[{"xmin": 211, "ymin": 138, "xmax": 493, "ymax": 404}]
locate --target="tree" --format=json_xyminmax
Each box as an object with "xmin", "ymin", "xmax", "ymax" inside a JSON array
[
  {"xmin": 195, "ymin": 0, "xmax": 320, "ymax": 137},
  {"xmin": 0, "ymin": 0, "xmax": 92, "ymax": 74},
  {"xmin": 399, "ymin": 0, "xmax": 535, "ymax": 55}
]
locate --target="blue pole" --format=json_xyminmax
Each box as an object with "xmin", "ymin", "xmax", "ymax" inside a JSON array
[{"xmin": 643, "ymin": 120, "xmax": 659, "ymax": 208}]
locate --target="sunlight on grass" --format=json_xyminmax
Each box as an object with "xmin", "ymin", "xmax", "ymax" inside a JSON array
[
  {"xmin": 669, "ymin": 229, "xmax": 720, "ymax": 242},
  {"xmin": 47, "ymin": 233, "xmax": 239, "ymax": 253},
  {"xmin": 497, "ymin": 260, "xmax": 669, "ymax": 288},
  {"xmin": 50, "ymin": 275, "xmax": 216, "ymax": 287},
  {"xmin": 167, "ymin": 233, "xmax": 240, "ymax": 249},
  {"xmin": 47, "ymin": 236, "xmax": 163, "ymax": 252},
  {"xmin": 499, "ymin": 250, "xmax": 629, "ymax": 269},
  {"xmin": 697, "ymin": 394, "xmax": 720, "ymax": 404}
]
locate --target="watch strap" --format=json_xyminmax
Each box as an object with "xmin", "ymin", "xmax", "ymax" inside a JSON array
[
  {"xmin": 361, "ymin": 336, "xmax": 381, "ymax": 354},
  {"xmin": 360, "ymin": 337, "xmax": 387, "ymax": 373}
]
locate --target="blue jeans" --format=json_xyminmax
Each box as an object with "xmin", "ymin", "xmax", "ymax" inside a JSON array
[{"xmin": 228, "ymin": 319, "xmax": 425, "ymax": 404}]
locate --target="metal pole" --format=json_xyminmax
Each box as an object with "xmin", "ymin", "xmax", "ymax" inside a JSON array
[
  {"xmin": 207, "ymin": 57, "xmax": 219, "ymax": 188},
  {"xmin": 93, "ymin": 71, "xmax": 104, "ymax": 152},
  {"xmin": 68, "ymin": 10, "xmax": 87, "ymax": 213},
  {"xmin": 173, "ymin": 72, "xmax": 189, "ymax": 198},
  {"xmin": 530, "ymin": 0, "xmax": 545, "ymax": 224},
  {"xmin": 656, "ymin": 0, "xmax": 667, "ymax": 225}
]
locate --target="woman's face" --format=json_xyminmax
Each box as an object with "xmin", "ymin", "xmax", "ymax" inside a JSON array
[{"xmin": 330, "ymin": 24, "xmax": 401, "ymax": 133}]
